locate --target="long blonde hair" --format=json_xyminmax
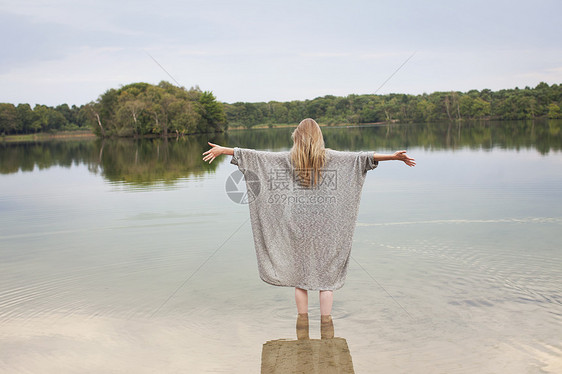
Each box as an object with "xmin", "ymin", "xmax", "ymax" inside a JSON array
[{"xmin": 290, "ymin": 118, "xmax": 326, "ymax": 188}]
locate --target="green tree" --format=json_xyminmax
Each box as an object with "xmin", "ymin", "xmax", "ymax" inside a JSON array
[
  {"xmin": 16, "ymin": 103, "xmax": 36, "ymax": 134},
  {"xmin": 547, "ymin": 103, "xmax": 561, "ymax": 119},
  {"xmin": 416, "ymin": 99, "xmax": 436, "ymax": 122},
  {"xmin": 31, "ymin": 105, "xmax": 67, "ymax": 133},
  {"xmin": 0, "ymin": 103, "xmax": 17, "ymax": 135}
]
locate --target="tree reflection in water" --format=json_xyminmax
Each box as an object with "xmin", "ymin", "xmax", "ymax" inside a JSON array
[{"xmin": 1, "ymin": 120, "xmax": 560, "ymax": 187}]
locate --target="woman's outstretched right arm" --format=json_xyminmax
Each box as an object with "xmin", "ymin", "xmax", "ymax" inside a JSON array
[
  {"xmin": 202, "ymin": 142, "xmax": 234, "ymax": 164},
  {"xmin": 374, "ymin": 151, "xmax": 416, "ymax": 167}
]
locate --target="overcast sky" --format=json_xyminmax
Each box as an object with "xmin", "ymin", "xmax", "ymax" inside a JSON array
[{"xmin": 1, "ymin": 0, "xmax": 561, "ymax": 106}]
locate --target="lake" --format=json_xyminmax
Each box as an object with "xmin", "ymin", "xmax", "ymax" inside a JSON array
[{"xmin": 1, "ymin": 120, "xmax": 561, "ymax": 373}]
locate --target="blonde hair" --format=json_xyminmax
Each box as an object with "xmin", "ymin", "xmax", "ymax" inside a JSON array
[{"xmin": 290, "ymin": 118, "xmax": 326, "ymax": 188}]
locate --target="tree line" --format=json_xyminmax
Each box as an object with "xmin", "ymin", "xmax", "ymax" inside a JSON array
[
  {"xmin": 224, "ymin": 82, "xmax": 562, "ymax": 127},
  {"xmin": 1, "ymin": 81, "xmax": 561, "ymax": 136},
  {"xmin": 0, "ymin": 81, "xmax": 227, "ymax": 137},
  {"xmin": 0, "ymin": 102, "xmax": 88, "ymax": 135}
]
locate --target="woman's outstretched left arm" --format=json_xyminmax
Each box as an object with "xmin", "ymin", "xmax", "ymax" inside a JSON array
[
  {"xmin": 202, "ymin": 142, "xmax": 234, "ymax": 163},
  {"xmin": 374, "ymin": 151, "xmax": 416, "ymax": 167}
]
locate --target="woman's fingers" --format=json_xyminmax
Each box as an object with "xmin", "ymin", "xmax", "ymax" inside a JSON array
[
  {"xmin": 202, "ymin": 150, "xmax": 215, "ymax": 163},
  {"xmin": 203, "ymin": 154, "xmax": 215, "ymax": 163},
  {"xmin": 203, "ymin": 142, "xmax": 220, "ymax": 157},
  {"xmin": 405, "ymin": 157, "xmax": 416, "ymax": 167},
  {"xmin": 202, "ymin": 143, "xmax": 222, "ymax": 163},
  {"xmin": 398, "ymin": 151, "xmax": 416, "ymax": 167},
  {"xmin": 202, "ymin": 142, "xmax": 224, "ymax": 165}
]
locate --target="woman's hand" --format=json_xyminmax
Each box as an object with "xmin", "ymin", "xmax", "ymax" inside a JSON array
[
  {"xmin": 202, "ymin": 142, "xmax": 235, "ymax": 163},
  {"xmin": 393, "ymin": 150, "xmax": 416, "ymax": 167},
  {"xmin": 202, "ymin": 142, "xmax": 224, "ymax": 164}
]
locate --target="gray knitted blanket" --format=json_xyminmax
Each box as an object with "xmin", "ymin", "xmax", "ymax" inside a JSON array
[{"xmin": 231, "ymin": 147, "xmax": 378, "ymax": 290}]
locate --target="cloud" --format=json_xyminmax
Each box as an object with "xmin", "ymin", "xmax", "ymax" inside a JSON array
[
  {"xmin": 546, "ymin": 66, "xmax": 562, "ymax": 74},
  {"xmin": 0, "ymin": 0, "xmax": 142, "ymax": 36},
  {"xmin": 0, "ymin": 46, "xmax": 162, "ymax": 105},
  {"xmin": 516, "ymin": 67, "xmax": 562, "ymax": 86},
  {"xmin": 1, "ymin": 0, "xmax": 561, "ymax": 105},
  {"xmin": 299, "ymin": 52, "xmax": 350, "ymax": 58}
]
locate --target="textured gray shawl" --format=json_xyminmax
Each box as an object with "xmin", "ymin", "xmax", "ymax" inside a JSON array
[{"xmin": 231, "ymin": 147, "xmax": 378, "ymax": 290}]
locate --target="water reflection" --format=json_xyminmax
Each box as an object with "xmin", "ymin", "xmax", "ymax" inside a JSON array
[
  {"xmin": 0, "ymin": 120, "xmax": 560, "ymax": 188},
  {"xmin": 95, "ymin": 136, "xmax": 221, "ymax": 186},
  {"xmin": 227, "ymin": 119, "xmax": 562, "ymax": 153},
  {"xmin": 261, "ymin": 316, "xmax": 354, "ymax": 373},
  {"xmin": 0, "ymin": 135, "xmax": 226, "ymax": 187}
]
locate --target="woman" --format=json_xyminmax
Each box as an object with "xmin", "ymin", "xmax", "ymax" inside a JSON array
[{"xmin": 202, "ymin": 118, "xmax": 415, "ymax": 329}]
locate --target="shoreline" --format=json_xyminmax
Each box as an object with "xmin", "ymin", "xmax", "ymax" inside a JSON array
[
  {"xmin": 226, "ymin": 120, "xmax": 392, "ymax": 131},
  {"xmin": 2, "ymin": 123, "xmax": 391, "ymax": 143},
  {"xmin": 4, "ymin": 117, "xmax": 547, "ymax": 142},
  {"xmin": 1, "ymin": 131, "xmax": 96, "ymax": 143}
]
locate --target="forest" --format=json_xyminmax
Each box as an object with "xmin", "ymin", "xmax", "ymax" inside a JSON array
[
  {"xmin": 0, "ymin": 81, "xmax": 561, "ymax": 137},
  {"xmin": 224, "ymin": 82, "xmax": 562, "ymax": 127}
]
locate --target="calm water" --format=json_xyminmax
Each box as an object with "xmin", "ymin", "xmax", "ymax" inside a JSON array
[{"xmin": 1, "ymin": 121, "xmax": 561, "ymax": 373}]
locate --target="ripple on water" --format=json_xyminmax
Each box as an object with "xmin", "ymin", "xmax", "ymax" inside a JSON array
[{"xmin": 0, "ymin": 244, "xmax": 225, "ymax": 324}]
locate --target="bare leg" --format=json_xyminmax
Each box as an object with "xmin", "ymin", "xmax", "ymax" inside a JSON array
[
  {"xmin": 295, "ymin": 287, "xmax": 308, "ymax": 314},
  {"xmin": 320, "ymin": 290, "xmax": 334, "ymax": 339},
  {"xmin": 319, "ymin": 290, "xmax": 333, "ymax": 316}
]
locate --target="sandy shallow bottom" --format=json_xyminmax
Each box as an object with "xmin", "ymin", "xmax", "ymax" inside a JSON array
[
  {"xmin": 1, "ymin": 219, "xmax": 561, "ymax": 373},
  {"xmin": 1, "ymin": 309, "xmax": 561, "ymax": 374}
]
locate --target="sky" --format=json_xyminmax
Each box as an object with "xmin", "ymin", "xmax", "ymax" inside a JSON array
[{"xmin": 1, "ymin": 0, "xmax": 561, "ymax": 106}]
